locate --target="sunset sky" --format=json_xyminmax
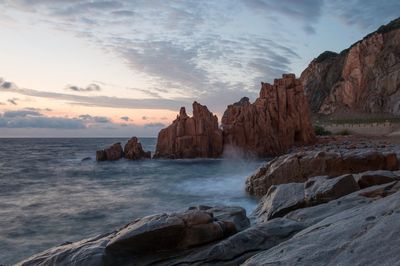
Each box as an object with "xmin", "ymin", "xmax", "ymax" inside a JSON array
[{"xmin": 1, "ymin": 0, "xmax": 399, "ymax": 137}]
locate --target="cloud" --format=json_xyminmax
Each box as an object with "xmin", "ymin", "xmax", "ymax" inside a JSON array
[
  {"xmin": 120, "ymin": 116, "xmax": 130, "ymax": 121},
  {"xmin": 78, "ymin": 114, "xmax": 110, "ymax": 123},
  {"xmin": 7, "ymin": 98, "xmax": 18, "ymax": 105},
  {"xmin": 243, "ymin": 0, "xmax": 324, "ymax": 34},
  {"xmin": 0, "ymin": 78, "xmax": 189, "ymax": 111},
  {"xmin": 0, "ymin": 112, "xmax": 85, "ymax": 129},
  {"xmin": 65, "ymin": 83, "xmax": 101, "ymax": 92},
  {"xmin": 2, "ymin": 110, "xmax": 42, "ymax": 118},
  {"xmin": 144, "ymin": 122, "xmax": 165, "ymax": 128},
  {"xmin": 1, "ymin": 81, "xmax": 13, "ymax": 89},
  {"xmin": 327, "ymin": 0, "xmax": 400, "ymax": 30}
]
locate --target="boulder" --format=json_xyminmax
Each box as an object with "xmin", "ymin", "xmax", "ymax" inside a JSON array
[
  {"xmin": 123, "ymin": 137, "xmax": 151, "ymax": 160},
  {"xmin": 153, "ymin": 102, "xmax": 223, "ymax": 159},
  {"xmin": 355, "ymin": 170, "xmax": 399, "ymax": 188},
  {"xmin": 17, "ymin": 206, "xmax": 249, "ymax": 265},
  {"xmin": 168, "ymin": 218, "xmax": 305, "ymax": 265},
  {"xmin": 244, "ymin": 183, "xmax": 400, "ymax": 266},
  {"xmin": 246, "ymin": 150, "xmax": 398, "ymax": 196},
  {"xmin": 96, "ymin": 143, "xmax": 123, "ymax": 161},
  {"xmin": 304, "ymin": 174, "xmax": 359, "ymax": 204},
  {"xmin": 221, "ymin": 74, "xmax": 315, "ymax": 157},
  {"xmin": 253, "ymin": 183, "xmax": 305, "ymax": 222}
]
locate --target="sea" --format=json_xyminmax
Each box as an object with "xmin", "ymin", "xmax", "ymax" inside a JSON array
[{"xmin": 0, "ymin": 138, "xmax": 264, "ymax": 265}]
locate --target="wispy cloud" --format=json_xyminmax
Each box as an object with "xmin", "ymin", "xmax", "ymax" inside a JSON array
[
  {"xmin": 0, "ymin": 78, "xmax": 189, "ymax": 111},
  {"xmin": 65, "ymin": 83, "xmax": 101, "ymax": 92},
  {"xmin": 7, "ymin": 98, "xmax": 18, "ymax": 105},
  {"xmin": 144, "ymin": 122, "xmax": 165, "ymax": 128}
]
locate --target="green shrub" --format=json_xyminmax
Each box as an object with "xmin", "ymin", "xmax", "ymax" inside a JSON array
[{"xmin": 314, "ymin": 125, "xmax": 332, "ymax": 136}]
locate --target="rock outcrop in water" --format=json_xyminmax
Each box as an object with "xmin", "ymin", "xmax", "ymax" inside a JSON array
[
  {"xmin": 153, "ymin": 102, "xmax": 223, "ymax": 159},
  {"xmin": 301, "ymin": 17, "xmax": 400, "ymax": 116},
  {"xmin": 96, "ymin": 143, "xmax": 123, "ymax": 161},
  {"xmin": 246, "ymin": 149, "xmax": 398, "ymax": 196},
  {"xmin": 96, "ymin": 137, "xmax": 151, "ymax": 161},
  {"xmin": 124, "ymin": 137, "xmax": 151, "ymax": 160},
  {"xmin": 221, "ymin": 74, "xmax": 315, "ymax": 157}
]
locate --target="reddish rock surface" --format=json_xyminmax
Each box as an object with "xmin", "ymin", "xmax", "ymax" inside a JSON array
[
  {"xmin": 301, "ymin": 18, "xmax": 400, "ymax": 116},
  {"xmin": 246, "ymin": 150, "xmax": 399, "ymax": 196},
  {"xmin": 154, "ymin": 102, "xmax": 223, "ymax": 159},
  {"xmin": 221, "ymin": 74, "xmax": 315, "ymax": 157},
  {"xmin": 124, "ymin": 137, "xmax": 151, "ymax": 160},
  {"xmin": 96, "ymin": 143, "xmax": 124, "ymax": 161}
]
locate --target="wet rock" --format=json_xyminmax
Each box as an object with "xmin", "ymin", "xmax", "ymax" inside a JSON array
[
  {"xmin": 96, "ymin": 143, "xmax": 123, "ymax": 161},
  {"xmin": 154, "ymin": 102, "xmax": 223, "ymax": 159},
  {"xmin": 221, "ymin": 74, "xmax": 315, "ymax": 157},
  {"xmin": 246, "ymin": 150, "xmax": 398, "ymax": 196},
  {"xmin": 123, "ymin": 137, "xmax": 151, "ymax": 160},
  {"xmin": 253, "ymin": 183, "xmax": 305, "ymax": 222}
]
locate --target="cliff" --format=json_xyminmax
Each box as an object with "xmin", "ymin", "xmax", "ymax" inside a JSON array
[
  {"xmin": 221, "ymin": 74, "xmax": 315, "ymax": 157},
  {"xmin": 301, "ymin": 18, "xmax": 400, "ymax": 116}
]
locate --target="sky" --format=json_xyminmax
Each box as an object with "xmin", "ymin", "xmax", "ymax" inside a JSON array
[{"xmin": 0, "ymin": 0, "xmax": 399, "ymax": 137}]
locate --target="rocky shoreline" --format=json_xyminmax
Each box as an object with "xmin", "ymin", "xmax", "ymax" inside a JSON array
[{"xmin": 18, "ymin": 135, "xmax": 400, "ymax": 265}]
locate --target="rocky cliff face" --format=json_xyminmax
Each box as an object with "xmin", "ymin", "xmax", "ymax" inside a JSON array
[
  {"xmin": 301, "ymin": 18, "xmax": 400, "ymax": 116},
  {"xmin": 153, "ymin": 101, "xmax": 223, "ymax": 159},
  {"xmin": 221, "ymin": 74, "xmax": 315, "ymax": 157}
]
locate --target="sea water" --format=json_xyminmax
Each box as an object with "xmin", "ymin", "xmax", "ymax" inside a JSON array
[{"xmin": 0, "ymin": 138, "xmax": 263, "ymax": 264}]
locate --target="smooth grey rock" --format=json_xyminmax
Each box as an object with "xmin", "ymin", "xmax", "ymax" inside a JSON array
[
  {"xmin": 304, "ymin": 174, "xmax": 359, "ymax": 204},
  {"xmin": 285, "ymin": 182, "xmax": 397, "ymax": 227},
  {"xmin": 244, "ymin": 185, "xmax": 400, "ymax": 266},
  {"xmin": 355, "ymin": 170, "xmax": 398, "ymax": 188},
  {"xmin": 167, "ymin": 218, "xmax": 306, "ymax": 266},
  {"xmin": 253, "ymin": 183, "xmax": 305, "ymax": 222},
  {"xmin": 17, "ymin": 206, "xmax": 247, "ymax": 266}
]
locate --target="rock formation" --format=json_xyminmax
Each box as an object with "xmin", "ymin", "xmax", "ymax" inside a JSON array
[
  {"xmin": 96, "ymin": 143, "xmax": 123, "ymax": 161},
  {"xmin": 96, "ymin": 137, "xmax": 151, "ymax": 161},
  {"xmin": 301, "ymin": 18, "xmax": 400, "ymax": 116},
  {"xmin": 153, "ymin": 101, "xmax": 223, "ymax": 159},
  {"xmin": 17, "ymin": 175, "xmax": 400, "ymax": 266},
  {"xmin": 246, "ymin": 149, "xmax": 398, "ymax": 196},
  {"xmin": 124, "ymin": 137, "xmax": 151, "ymax": 160},
  {"xmin": 221, "ymin": 74, "xmax": 315, "ymax": 157}
]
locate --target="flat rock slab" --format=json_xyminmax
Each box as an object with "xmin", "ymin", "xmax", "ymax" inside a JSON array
[
  {"xmin": 167, "ymin": 218, "xmax": 306, "ymax": 266},
  {"xmin": 253, "ymin": 183, "xmax": 305, "ymax": 222},
  {"xmin": 244, "ymin": 184, "xmax": 400, "ymax": 266}
]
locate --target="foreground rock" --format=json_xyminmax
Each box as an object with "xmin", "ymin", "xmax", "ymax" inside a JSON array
[
  {"xmin": 254, "ymin": 174, "xmax": 360, "ymax": 223},
  {"xmin": 154, "ymin": 102, "xmax": 223, "ymax": 159},
  {"xmin": 124, "ymin": 137, "xmax": 151, "ymax": 160},
  {"xmin": 246, "ymin": 149, "xmax": 398, "ymax": 196},
  {"xmin": 221, "ymin": 74, "xmax": 315, "ymax": 157},
  {"xmin": 96, "ymin": 143, "xmax": 123, "ymax": 161},
  {"xmin": 18, "ymin": 175, "xmax": 400, "ymax": 266},
  {"xmin": 17, "ymin": 206, "xmax": 249, "ymax": 266},
  {"xmin": 244, "ymin": 183, "xmax": 400, "ymax": 266},
  {"xmin": 301, "ymin": 18, "xmax": 400, "ymax": 116}
]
